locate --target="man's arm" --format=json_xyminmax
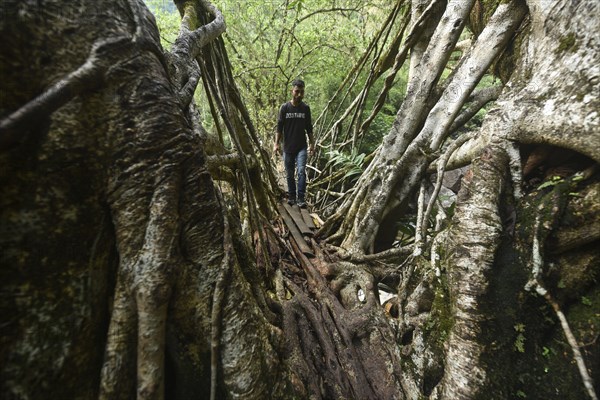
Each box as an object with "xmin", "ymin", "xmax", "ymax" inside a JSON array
[
  {"xmin": 307, "ymin": 131, "xmax": 315, "ymax": 155},
  {"xmin": 273, "ymin": 130, "xmax": 282, "ymax": 154},
  {"xmin": 306, "ymin": 105, "xmax": 315, "ymax": 155}
]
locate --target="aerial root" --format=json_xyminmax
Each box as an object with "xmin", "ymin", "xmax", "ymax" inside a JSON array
[
  {"xmin": 210, "ymin": 190, "xmax": 234, "ymax": 400},
  {"xmin": 527, "ymin": 212, "xmax": 598, "ymax": 400}
]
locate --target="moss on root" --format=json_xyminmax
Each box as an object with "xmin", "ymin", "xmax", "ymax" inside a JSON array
[
  {"xmin": 556, "ymin": 32, "xmax": 579, "ymax": 54},
  {"xmin": 503, "ymin": 176, "xmax": 600, "ymax": 399}
]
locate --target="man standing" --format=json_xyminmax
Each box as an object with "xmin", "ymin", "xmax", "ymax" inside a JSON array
[{"xmin": 273, "ymin": 79, "xmax": 315, "ymax": 208}]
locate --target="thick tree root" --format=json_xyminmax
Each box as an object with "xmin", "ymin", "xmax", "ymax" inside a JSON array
[
  {"xmin": 278, "ymin": 225, "xmax": 404, "ymax": 399},
  {"xmin": 438, "ymin": 144, "xmax": 509, "ymax": 399},
  {"xmin": 209, "ymin": 191, "xmax": 233, "ymax": 400}
]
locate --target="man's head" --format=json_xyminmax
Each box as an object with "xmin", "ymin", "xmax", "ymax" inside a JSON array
[
  {"xmin": 292, "ymin": 79, "xmax": 305, "ymax": 88},
  {"xmin": 291, "ymin": 79, "xmax": 305, "ymax": 105}
]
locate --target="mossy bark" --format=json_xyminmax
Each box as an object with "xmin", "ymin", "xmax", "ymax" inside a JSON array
[
  {"xmin": 0, "ymin": 1, "xmax": 407, "ymax": 399},
  {"xmin": 0, "ymin": 1, "xmax": 281, "ymax": 398}
]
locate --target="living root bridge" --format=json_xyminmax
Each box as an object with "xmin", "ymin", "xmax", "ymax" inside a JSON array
[
  {"xmin": 273, "ymin": 203, "xmax": 406, "ymax": 398},
  {"xmin": 280, "ymin": 238, "xmax": 405, "ymax": 399}
]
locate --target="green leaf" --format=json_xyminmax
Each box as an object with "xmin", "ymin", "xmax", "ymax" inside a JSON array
[
  {"xmin": 581, "ymin": 296, "xmax": 592, "ymax": 306},
  {"xmin": 572, "ymin": 173, "xmax": 584, "ymax": 182},
  {"xmin": 542, "ymin": 346, "xmax": 551, "ymax": 357},
  {"xmin": 397, "ymin": 222, "xmax": 415, "ymax": 237},
  {"xmin": 514, "ymin": 335, "xmax": 525, "ymax": 353},
  {"xmin": 288, "ymin": 0, "xmax": 304, "ymax": 11},
  {"xmin": 513, "ymin": 323, "xmax": 526, "ymax": 353},
  {"xmin": 537, "ymin": 180, "xmax": 557, "ymax": 190},
  {"xmin": 537, "ymin": 175, "xmax": 566, "ymax": 190},
  {"xmin": 343, "ymin": 168, "xmax": 361, "ymax": 180}
]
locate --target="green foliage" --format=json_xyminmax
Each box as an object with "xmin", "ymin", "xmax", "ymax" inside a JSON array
[
  {"xmin": 514, "ymin": 323, "xmax": 526, "ymax": 353},
  {"xmin": 581, "ymin": 296, "xmax": 592, "ymax": 306},
  {"xmin": 287, "ymin": 0, "xmax": 305, "ymax": 12},
  {"xmin": 144, "ymin": 0, "xmax": 180, "ymax": 49},
  {"xmin": 325, "ymin": 149, "xmax": 366, "ymax": 182},
  {"xmin": 537, "ymin": 172, "xmax": 584, "ymax": 191},
  {"xmin": 143, "ymin": 0, "xmax": 406, "ymax": 153},
  {"xmin": 396, "ymin": 220, "xmax": 415, "ymax": 243},
  {"xmin": 541, "ymin": 346, "xmax": 552, "ymax": 358},
  {"xmin": 537, "ymin": 175, "xmax": 565, "ymax": 190},
  {"xmin": 216, "ymin": 0, "xmax": 393, "ymax": 139},
  {"xmin": 360, "ymin": 70, "xmax": 408, "ymax": 153}
]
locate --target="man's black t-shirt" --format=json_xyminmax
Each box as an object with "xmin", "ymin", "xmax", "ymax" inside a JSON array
[{"xmin": 277, "ymin": 101, "xmax": 313, "ymax": 153}]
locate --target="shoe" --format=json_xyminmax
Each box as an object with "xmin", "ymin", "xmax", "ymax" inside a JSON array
[
  {"xmin": 297, "ymin": 200, "xmax": 307, "ymax": 208},
  {"xmin": 287, "ymin": 199, "xmax": 296, "ymax": 206}
]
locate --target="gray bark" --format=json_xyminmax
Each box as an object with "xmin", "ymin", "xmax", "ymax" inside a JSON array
[
  {"xmin": 449, "ymin": 0, "xmax": 600, "ymax": 168},
  {"xmin": 0, "ymin": 1, "xmax": 280, "ymax": 399},
  {"xmin": 0, "ymin": 1, "xmax": 406, "ymax": 399},
  {"xmin": 389, "ymin": 1, "xmax": 600, "ymax": 398},
  {"xmin": 329, "ymin": 0, "xmax": 526, "ymax": 254},
  {"xmin": 439, "ymin": 145, "xmax": 508, "ymax": 399}
]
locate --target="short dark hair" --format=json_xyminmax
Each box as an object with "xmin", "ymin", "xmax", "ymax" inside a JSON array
[{"xmin": 291, "ymin": 79, "xmax": 305, "ymax": 88}]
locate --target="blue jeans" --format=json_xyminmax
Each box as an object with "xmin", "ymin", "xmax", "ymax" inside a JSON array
[{"xmin": 283, "ymin": 147, "xmax": 307, "ymax": 201}]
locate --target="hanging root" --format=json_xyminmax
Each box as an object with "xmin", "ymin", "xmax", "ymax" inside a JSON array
[
  {"xmin": 413, "ymin": 181, "xmax": 428, "ymax": 255},
  {"xmin": 526, "ymin": 212, "xmax": 598, "ymax": 400},
  {"xmin": 419, "ymin": 132, "xmax": 475, "ymax": 246}
]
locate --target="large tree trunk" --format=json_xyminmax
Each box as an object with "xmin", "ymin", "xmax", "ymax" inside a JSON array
[
  {"xmin": 0, "ymin": 1, "xmax": 281, "ymax": 398},
  {"xmin": 381, "ymin": 0, "xmax": 600, "ymax": 399},
  {"xmin": 0, "ymin": 1, "xmax": 404, "ymax": 399}
]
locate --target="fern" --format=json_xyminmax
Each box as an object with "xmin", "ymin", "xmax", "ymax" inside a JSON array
[{"xmin": 326, "ymin": 149, "xmax": 366, "ymax": 183}]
